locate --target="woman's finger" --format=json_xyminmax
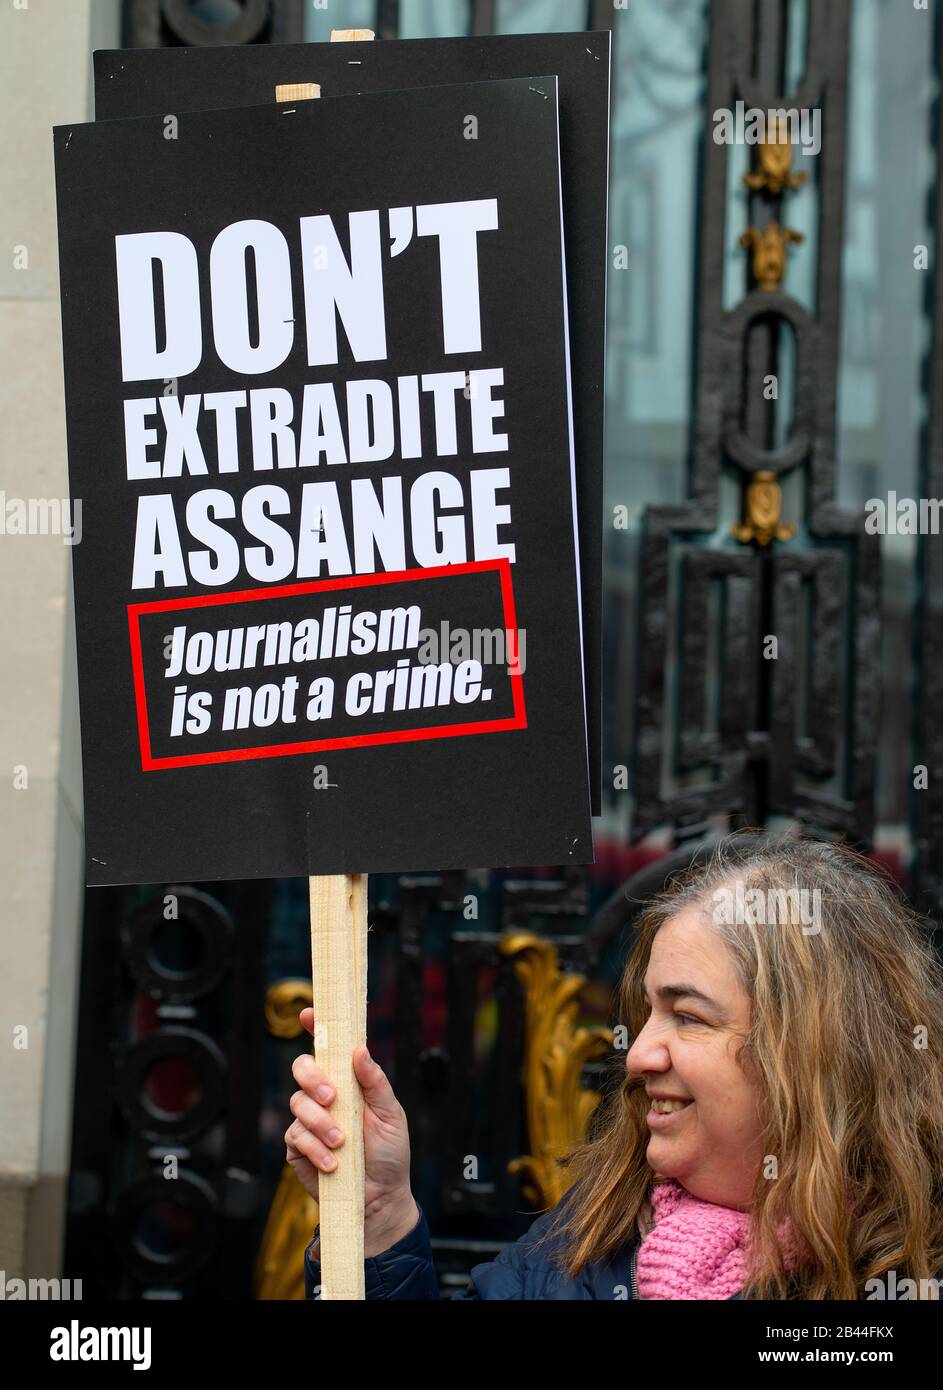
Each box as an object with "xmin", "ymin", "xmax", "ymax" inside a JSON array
[
  {"xmin": 289, "ymin": 1089, "xmax": 344, "ymax": 1148},
  {"xmin": 286, "ymin": 1118, "xmax": 336, "ymax": 1173},
  {"xmin": 285, "ymin": 1144, "xmax": 319, "ymax": 1192},
  {"xmin": 291, "ymin": 1052, "xmax": 335, "ymax": 1104}
]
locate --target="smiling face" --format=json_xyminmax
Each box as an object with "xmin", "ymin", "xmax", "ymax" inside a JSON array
[{"xmin": 625, "ymin": 905, "xmax": 768, "ymax": 1209}]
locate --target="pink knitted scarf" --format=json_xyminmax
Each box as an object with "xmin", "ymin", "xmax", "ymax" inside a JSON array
[{"xmin": 635, "ymin": 1179, "xmax": 804, "ymax": 1300}]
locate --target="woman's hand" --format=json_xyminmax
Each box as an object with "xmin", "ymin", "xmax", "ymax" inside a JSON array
[{"xmin": 286, "ymin": 1007, "xmax": 418, "ymax": 1257}]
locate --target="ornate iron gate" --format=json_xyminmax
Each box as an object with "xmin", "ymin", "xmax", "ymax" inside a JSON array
[{"xmin": 634, "ymin": 0, "xmax": 880, "ymax": 847}]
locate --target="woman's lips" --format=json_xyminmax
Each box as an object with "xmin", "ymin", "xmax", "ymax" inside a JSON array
[{"xmin": 647, "ymin": 1098, "xmax": 694, "ymax": 1128}]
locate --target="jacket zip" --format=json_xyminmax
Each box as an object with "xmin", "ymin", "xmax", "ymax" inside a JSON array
[{"xmin": 630, "ymin": 1242, "xmax": 639, "ymax": 1299}]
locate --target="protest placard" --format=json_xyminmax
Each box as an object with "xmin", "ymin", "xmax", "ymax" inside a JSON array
[
  {"xmin": 94, "ymin": 30, "xmax": 611, "ymax": 811},
  {"xmin": 54, "ymin": 73, "xmax": 593, "ymax": 887}
]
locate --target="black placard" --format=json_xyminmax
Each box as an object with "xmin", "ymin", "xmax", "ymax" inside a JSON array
[
  {"xmin": 54, "ymin": 75, "xmax": 593, "ymax": 885},
  {"xmin": 93, "ymin": 30, "xmax": 610, "ymax": 812}
]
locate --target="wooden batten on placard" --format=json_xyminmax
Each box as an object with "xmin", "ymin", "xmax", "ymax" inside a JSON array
[
  {"xmin": 274, "ymin": 82, "xmax": 321, "ymax": 102},
  {"xmin": 275, "ymin": 25, "xmax": 375, "ymax": 1302}
]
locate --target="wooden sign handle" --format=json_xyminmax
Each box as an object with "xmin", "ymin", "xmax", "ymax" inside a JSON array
[
  {"xmin": 307, "ymin": 872, "xmax": 368, "ymax": 1300},
  {"xmin": 277, "ymin": 27, "xmax": 375, "ymax": 1301}
]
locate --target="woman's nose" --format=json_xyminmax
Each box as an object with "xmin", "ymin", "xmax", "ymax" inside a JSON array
[{"xmin": 625, "ymin": 1017, "xmax": 670, "ymax": 1077}]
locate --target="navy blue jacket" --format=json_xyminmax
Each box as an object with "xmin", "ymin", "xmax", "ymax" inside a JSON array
[
  {"xmin": 303, "ymin": 1203, "xmax": 679, "ymax": 1301},
  {"xmin": 303, "ymin": 1205, "xmax": 943, "ymax": 1300}
]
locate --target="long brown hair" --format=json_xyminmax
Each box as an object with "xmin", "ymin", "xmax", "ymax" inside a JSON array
[{"xmin": 541, "ymin": 833, "xmax": 943, "ymax": 1298}]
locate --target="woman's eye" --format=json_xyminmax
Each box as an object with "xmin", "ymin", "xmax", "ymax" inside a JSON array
[{"xmin": 676, "ymin": 1012, "xmax": 701, "ymax": 1026}]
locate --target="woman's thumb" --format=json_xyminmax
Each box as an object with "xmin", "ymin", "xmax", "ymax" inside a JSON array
[{"xmin": 353, "ymin": 1046, "xmax": 401, "ymax": 1120}]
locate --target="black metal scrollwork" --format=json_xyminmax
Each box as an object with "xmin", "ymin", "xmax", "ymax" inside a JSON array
[{"xmin": 632, "ymin": 0, "xmax": 880, "ymax": 849}]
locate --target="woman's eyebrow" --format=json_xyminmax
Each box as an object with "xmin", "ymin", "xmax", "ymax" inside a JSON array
[{"xmin": 644, "ymin": 982, "xmax": 719, "ymax": 1010}]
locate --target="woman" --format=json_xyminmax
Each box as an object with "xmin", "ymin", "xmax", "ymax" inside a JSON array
[{"xmin": 286, "ymin": 834, "xmax": 943, "ymax": 1298}]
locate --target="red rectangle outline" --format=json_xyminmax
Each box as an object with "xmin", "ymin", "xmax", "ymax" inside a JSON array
[{"xmin": 127, "ymin": 559, "xmax": 526, "ymax": 771}]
